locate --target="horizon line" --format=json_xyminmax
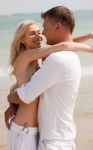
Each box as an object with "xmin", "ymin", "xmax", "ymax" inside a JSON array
[{"xmin": 0, "ymin": 9, "xmax": 93, "ymax": 16}]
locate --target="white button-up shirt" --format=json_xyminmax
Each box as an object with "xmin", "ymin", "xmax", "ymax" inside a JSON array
[{"xmin": 17, "ymin": 51, "xmax": 81, "ymax": 142}]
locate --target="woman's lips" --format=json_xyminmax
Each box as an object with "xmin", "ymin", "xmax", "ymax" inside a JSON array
[{"xmin": 36, "ymin": 40, "xmax": 42, "ymax": 44}]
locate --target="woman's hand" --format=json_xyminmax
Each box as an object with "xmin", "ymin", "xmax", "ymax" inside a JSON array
[
  {"xmin": 73, "ymin": 32, "xmax": 93, "ymax": 42},
  {"xmin": 89, "ymin": 32, "xmax": 93, "ymax": 39}
]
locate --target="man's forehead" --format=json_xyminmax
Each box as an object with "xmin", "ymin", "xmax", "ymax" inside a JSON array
[
  {"xmin": 42, "ymin": 17, "xmax": 51, "ymax": 26},
  {"xmin": 42, "ymin": 18, "xmax": 47, "ymax": 25}
]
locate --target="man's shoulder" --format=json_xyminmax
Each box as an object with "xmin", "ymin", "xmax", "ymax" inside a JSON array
[
  {"xmin": 43, "ymin": 51, "xmax": 80, "ymax": 66},
  {"xmin": 45, "ymin": 51, "xmax": 79, "ymax": 61},
  {"xmin": 44, "ymin": 52, "xmax": 62, "ymax": 63},
  {"xmin": 42, "ymin": 52, "xmax": 64, "ymax": 68}
]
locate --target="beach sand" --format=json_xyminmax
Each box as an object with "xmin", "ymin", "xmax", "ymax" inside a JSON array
[
  {"xmin": 0, "ymin": 111, "xmax": 7, "ymax": 150},
  {"xmin": 0, "ymin": 75, "xmax": 93, "ymax": 150},
  {"xmin": 0, "ymin": 146, "xmax": 6, "ymax": 150},
  {"xmin": 75, "ymin": 113, "xmax": 93, "ymax": 150},
  {"xmin": 75, "ymin": 75, "xmax": 93, "ymax": 150}
]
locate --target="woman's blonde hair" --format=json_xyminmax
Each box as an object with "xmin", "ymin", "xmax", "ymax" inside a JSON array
[{"xmin": 10, "ymin": 20, "xmax": 38, "ymax": 68}]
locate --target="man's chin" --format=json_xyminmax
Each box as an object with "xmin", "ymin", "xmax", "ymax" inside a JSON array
[{"xmin": 46, "ymin": 41, "xmax": 53, "ymax": 45}]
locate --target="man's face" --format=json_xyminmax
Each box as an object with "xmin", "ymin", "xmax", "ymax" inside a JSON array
[{"xmin": 42, "ymin": 17, "xmax": 57, "ymax": 45}]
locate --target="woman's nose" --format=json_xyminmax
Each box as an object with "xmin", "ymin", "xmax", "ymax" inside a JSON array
[
  {"xmin": 36, "ymin": 33, "xmax": 43, "ymax": 40},
  {"xmin": 39, "ymin": 34, "xmax": 43, "ymax": 41}
]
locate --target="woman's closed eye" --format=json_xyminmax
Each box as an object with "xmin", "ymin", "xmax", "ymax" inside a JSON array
[{"xmin": 28, "ymin": 31, "xmax": 36, "ymax": 35}]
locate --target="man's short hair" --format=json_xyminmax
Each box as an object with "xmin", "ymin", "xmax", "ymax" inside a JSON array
[{"xmin": 41, "ymin": 6, "xmax": 75, "ymax": 33}]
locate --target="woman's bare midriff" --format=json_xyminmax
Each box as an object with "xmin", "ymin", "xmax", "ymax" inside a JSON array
[
  {"xmin": 14, "ymin": 97, "xmax": 39, "ymax": 127},
  {"xmin": 13, "ymin": 61, "xmax": 40, "ymax": 127}
]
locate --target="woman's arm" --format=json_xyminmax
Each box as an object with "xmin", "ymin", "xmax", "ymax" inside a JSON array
[
  {"xmin": 73, "ymin": 32, "xmax": 93, "ymax": 42},
  {"xmin": 14, "ymin": 41, "xmax": 93, "ymax": 85},
  {"xmin": 14, "ymin": 41, "xmax": 93, "ymax": 67}
]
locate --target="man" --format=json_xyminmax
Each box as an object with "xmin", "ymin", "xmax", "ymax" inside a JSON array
[{"xmin": 6, "ymin": 6, "xmax": 81, "ymax": 150}]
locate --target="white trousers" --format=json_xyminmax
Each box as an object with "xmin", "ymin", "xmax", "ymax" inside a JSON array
[
  {"xmin": 7, "ymin": 121, "xmax": 38, "ymax": 150},
  {"xmin": 38, "ymin": 139, "xmax": 76, "ymax": 150}
]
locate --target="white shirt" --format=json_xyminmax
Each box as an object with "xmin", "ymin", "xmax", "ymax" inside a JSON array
[{"xmin": 17, "ymin": 51, "xmax": 81, "ymax": 142}]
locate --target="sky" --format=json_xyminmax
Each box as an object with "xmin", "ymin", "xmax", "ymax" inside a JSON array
[{"xmin": 0, "ymin": 0, "xmax": 93, "ymax": 15}]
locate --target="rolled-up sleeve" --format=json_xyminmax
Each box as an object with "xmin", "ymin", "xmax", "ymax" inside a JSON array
[{"xmin": 17, "ymin": 53, "xmax": 64, "ymax": 104}]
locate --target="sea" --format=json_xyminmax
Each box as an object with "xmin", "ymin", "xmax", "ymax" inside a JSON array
[{"xmin": 0, "ymin": 10, "xmax": 93, "ymax": 148}]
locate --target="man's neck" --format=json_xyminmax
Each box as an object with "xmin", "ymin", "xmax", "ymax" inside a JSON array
[
  {"xmin": 63, "ymin": 34, "xmax": 73, "ymax": 42},
  {"xmin": 55, "ymin": 32, "xmax": 73, "ymax": 44},
  {"xmin": 49, "ymin": 33, "xmax": 73, "ymax": 45}
]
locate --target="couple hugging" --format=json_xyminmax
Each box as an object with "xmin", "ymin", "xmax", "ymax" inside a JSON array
[{"xmin": 5, "ymin": 5, "xmax": 93, "ymax": 150}]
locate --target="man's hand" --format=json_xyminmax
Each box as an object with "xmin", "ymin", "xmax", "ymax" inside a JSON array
[
  {"xmin": 4, "ymin": 104, "xmax": 18, "ymax": 129},
  {"xmin": 8, "ymin": 92, "xmax": 24, "ymax": 105}
]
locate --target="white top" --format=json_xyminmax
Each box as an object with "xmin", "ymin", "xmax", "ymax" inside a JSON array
[{"xmin": 17, "ymin": 51, "xmax": 81, "ymax": 141}]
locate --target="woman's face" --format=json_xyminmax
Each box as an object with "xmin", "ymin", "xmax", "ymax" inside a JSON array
[{"xmin": 22, "ymin": 24, "xmax": 43, "ymax": 49}]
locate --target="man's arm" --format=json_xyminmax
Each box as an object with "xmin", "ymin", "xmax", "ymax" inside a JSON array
[
  {"xmin": 73, "ymin": 32, "xmax": 93, "ymax": 42},
  {"xmin": 8, "ymin": 92, "xmax": 25, "ymax": 104},
  {"xmin": 14, "ymin": 54, "xmax": 64, "ymax": 104},
  {"xmin": 8, "ymin": 83, "xmax": 26, "ymax": 105}
]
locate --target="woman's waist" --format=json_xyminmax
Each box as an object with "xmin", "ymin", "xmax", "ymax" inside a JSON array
[
  {"xmin": 10, "ymin": 121, "xmax": 38, "ymax": 135},
  {"xmin": 13, "ymin": 106, "xmax": 38, "ymax": 127}
]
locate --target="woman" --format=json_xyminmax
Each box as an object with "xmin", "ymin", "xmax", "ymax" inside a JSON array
[
  {"xmin": 7, "ymin": 19, "xmax": 93, "ymax": 150},
  {"xmin": 8, "ymin": 20, "xmax": 43, "ymax": 150}
]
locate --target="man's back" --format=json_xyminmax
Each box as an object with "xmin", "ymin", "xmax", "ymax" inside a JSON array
[{"xmin": 38, "ymin": 51, "xmax": 81, "ymax": 142}]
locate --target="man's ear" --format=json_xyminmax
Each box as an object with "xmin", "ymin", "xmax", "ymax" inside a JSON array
[{"xmin": 56, "ymin": 22, "xmax": 63, "ymax": 31}]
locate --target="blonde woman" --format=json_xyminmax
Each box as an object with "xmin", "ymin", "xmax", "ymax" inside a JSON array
[
  {"xmin": 7, "ymin": 20, "xmax": 43, "ymax": 150},
  {"xmin": 7, "ymin": 19, "xmax": 93, "ymax": 150}
]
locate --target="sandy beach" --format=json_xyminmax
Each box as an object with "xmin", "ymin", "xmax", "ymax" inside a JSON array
[
  {"xmin": 0, "ymin": 75, "xmax": 93, "ymax": 150},
  {"xmin": 75, "ymin": 112, "xmax": 93, "ymax": 150},
  {"xmin": 75, "ymin": 75, "xmax": 93, "ymax": 150},
  {"xmin": 0, "ymin": 111, "xmax": 7, "ymax": 150}
]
